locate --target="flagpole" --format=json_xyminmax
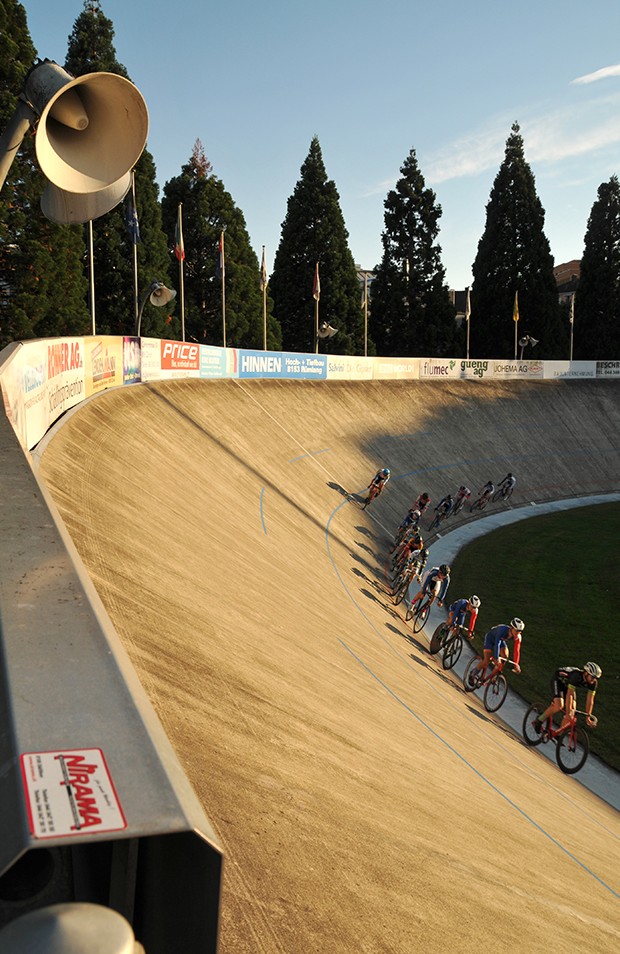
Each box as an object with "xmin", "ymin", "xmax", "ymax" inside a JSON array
[
  {"xmin": 363, "ymin": 272, "xmax": 368, "ymax": 357},
  {"xmin": 88, "ymin": 220, "xmax": 95, "ymax": 334},
  {"xmin": 178, "ymin": 204, "xmax": 185, "ymax": 341},
  {"xmin": 465, "ymin": 286, "xmax": 471, "ymax": 359},
  {"xmin": 313, "ymin": 261, "xmax": 320, "ymax": 354},
  {"xmin": 221, "ymin": 230, "xmax": 226, "ymax": 348},
  {"xmin": 130, "ymin": 170, "xmax": 139, "ymax": 330},
  {"xmin": 261, "ymin": 245, "xmax": 267, "ymax": 350},
  {"xmin": 569, "ymin": 292, "xmax": 575, "ymax": 360}
]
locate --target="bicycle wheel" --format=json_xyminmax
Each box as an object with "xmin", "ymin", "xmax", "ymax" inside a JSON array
[
  {"xmin": 453, "ymin": 499, "xmax": 464, "ymax": 515},
  {"xmin": 429, "ymin": 622, "xmax": 448, "ymax": 655},
  {"xmin": 484, "ymin": 673, "xmax": 508, "ymax": 712},
  {"xmin": 412, "ymin": 599, "xmax": 431, "ymax": 633},
  {"xmin": 442, "ymin": 634, "xmax": 463, "ymax": 670},
  {"xmin": 491, "ymin": 488, "xmax": 503, "ymax": 503},
  {"xmin": 463, "ymin": 656, "xmax": 484, "ymax": 692},
  {"xmin": 504, "ymin": 486, "xmax": 514, "ymax": 501},
  {"xmin": 392, "ymin": 579, "xmax": 409, "ymax": 605},
  {"xmin": 556, "ymin": 726, "xmax": 589, "ymax": 775},
  {"xmin": 522, "ymin": 703, "xmax": 545, "ymax": 747},
  {"xmin": 428, "ymin": 513, "xmax": 441, "ymax": 532}
]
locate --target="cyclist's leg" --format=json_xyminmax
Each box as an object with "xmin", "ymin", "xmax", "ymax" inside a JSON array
[
  {"xmin": 538, "ymin": 675, "xmax": 565, "ymax": 726},
  {"xmin": 558, "ymin": 686, "xmax": 577, "ymax": 732}
]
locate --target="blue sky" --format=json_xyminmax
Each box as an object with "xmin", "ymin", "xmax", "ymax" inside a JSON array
[{"xmin": 22, "ymin": 0, "xmax": 620, "ymax": 289}]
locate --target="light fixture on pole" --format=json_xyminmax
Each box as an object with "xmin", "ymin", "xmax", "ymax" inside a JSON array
[
  {"xmin": 518, "ymin": 334, "xmax": 539, "ymax": 360},
  {"xmin": 136, "ymin": 281, "xmax": 176, "ymax": 337},
  {"xmin": 317, "ymin": 321, "xmax": 337, "ymax": 339}
]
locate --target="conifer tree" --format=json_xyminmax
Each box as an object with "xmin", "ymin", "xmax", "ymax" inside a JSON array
[
  {"xmin": 270, "ymin": 136, "xmax": 367, "ymax": 355},
  {"xmin": 0, "ymin": 0, "xmax": 89, "ymax": 350},
  {"xmin": 573, "ymin": 176, "xmax": 620, "ymax": 359},
  {"xmin": 64, "ymin": 0, "xmax": 174, "ymax": 338},
  {"xmin": 161, "ymin": 141, "xmax": 281, "ymax": 349},
  {"xmin": 369, "ymin": 148, "xmax": 459, "ymax": 357},
  {"xmin": 470, "ymin": 123, "xmax": 565, "ymax": 359}
]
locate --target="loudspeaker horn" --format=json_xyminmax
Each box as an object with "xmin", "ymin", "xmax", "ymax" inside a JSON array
[
  {"xmin": 25, "ymin": 62, "xmax": 148, "ymax": 194},
  {"xmin": 41, "ymin": 171, "xmax": 132, "ymax": 224}
]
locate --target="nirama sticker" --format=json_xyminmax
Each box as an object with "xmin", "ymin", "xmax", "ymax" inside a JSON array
[{"xmin": 20, "ymin": 748, "xmax": 126, "ymax": 839}]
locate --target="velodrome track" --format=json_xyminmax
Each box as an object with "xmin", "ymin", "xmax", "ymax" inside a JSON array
[{"xmin": 38, "ymin": 377, "xmax": 620, "ymax": 953}]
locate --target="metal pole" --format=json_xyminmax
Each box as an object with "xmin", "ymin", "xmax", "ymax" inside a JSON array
[
  {"xmin": 0, "ymin": 100, "xmax": 36, "ymax": 192},
  {"xmin": 221, "ymin": 231, "xmax": 226, "ymax": 348},
  {"xmin": 314, "ymin": 296, "xmax": 319, "ymax": 354},
  {"xmin": 570, "ymin": 292, "xmax": 575, "ymax": 361},
  {"xmin": 178, "ymin": 205, "xmax": 185, "ymax": 342},
  {"xmin": 88, "ymin": 220, "xmax": 95, "ymax": 334},
  {"xmin": 466, "ymin": 316, "xmax": 470, "ymax": 359},
  {"xmin": 262, "ymin": 246, "xmax": 267, "ymax": 351},
  {"xmin": 364, "ymin": 272, "xmax": 368, "ymax": 357},
  {"xmin": 130, "ymin": 172, "xmax": 139, "ymax": 330}
]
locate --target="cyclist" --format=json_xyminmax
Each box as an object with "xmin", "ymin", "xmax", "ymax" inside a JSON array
[
  {"xmin": 392, "ymin": 530, "xmax": 424, "ymax": 575},
  {"xmin": 409, "ymin": 563, "xmax": 451, "ymax": 610},
  {"xmin": 414, "ymin": 492, "xmax": 431, "ymax": 515},
  {"xmin": 434, "ymin": 493, "xmax": 454, "ymax": 520},
  {"xmin": 497, "ymin": 472, "xmax": 516, "ymax": 495},
  {"xmin": 366, "ymin": 467, "xmax": 390, "ymax": 504},
  {"xmin": 470, "ymin": 618, "xmax": 524, "ymax": 681},
  {"xmin": 446, "ymin": 595, "xmax": 481, "ymax": 640},
  {"xmin": 454, "ymin": 485, "xmax": 471, "ymax": 509},
  {"xmin": 478, "ymin": 480, "xmax": 495, "ymax": 502},
  {"xmin": 396, "ymin": 507, "xmax": 421, "ymax": 535},
  {"xmin": 413, "ymin": 547, "xmax": 429, "ymax": 581},
  {"xmin": 533, "ymin": 662, "xmax": 601, "ymax": 734}
]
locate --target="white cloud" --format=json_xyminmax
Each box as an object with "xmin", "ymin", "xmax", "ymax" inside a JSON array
[
  {"xmin": 571, "ymin": 64, "xmax": 620, "ymax": 85},
  {"xmin": 423, "ymin": 93, "xmax": 620, "ymax": 185}
]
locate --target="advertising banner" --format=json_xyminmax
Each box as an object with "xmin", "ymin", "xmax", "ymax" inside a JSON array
[
  {"xmin": 237, "ymin": 350, "xmax": 327, "ymax": 379},
  {"xmin": 326, "ymin": 356, "xmax": 374, "ymax": 380},
  {"xmin": 544, "ymin": 361, "xmax": 596, "ymax": 379},
  {"xmin": 46, "ymin": 337, "xmax": 86, "ymax": 426},
  {"xmin": 160, "ymin": 339, "xmax": 201, "ymax": 376},
  {"xmin": 596, "ymin": 360, "xmax": 620, "ymax": 378},
  {"xmin": 123, "ymin": 337, "xmax": 142, "ymax": 384},
  {"xmin": 491, "ymin": 359, "xmax": 544, "ymax": 379},
  {"xmin": 373, "ymin": 357, "xmax": 420, "ymax": 380},
  {"xmin": 200, "ymin": 344, "xmax": 227, "ymax": 378},
  {"xmin": 419, "ymin": 358, "xmax": 462, "ymax": 379},
  {"xmin": 84, "ymin": 337, "xmax": 123, "ymax": 397}
]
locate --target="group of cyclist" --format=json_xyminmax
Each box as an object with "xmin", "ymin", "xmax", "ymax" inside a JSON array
[{"xmin": 369, "ymin": 467, "xmax": 603, "ymax": 736}]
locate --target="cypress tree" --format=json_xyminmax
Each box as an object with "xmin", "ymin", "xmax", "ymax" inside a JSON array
[
  {"xmin": 573, "ymin": 176, "xmax": 620, "ymax": 359},
  {"xmin": 161, "ymin": 141, "xmax": 281, "ymax": 349},
  {"xmin": 64, "ymin": 0, "xmax": 174, "ymax": 338},
  {"xmin": 369, "ymin": 148, "xmax": 459, "ymax": 357},
  {"xmin": 0, "ymin": 0, "xmax": 88, "ymax": 350},
  {"xmin": 270, "ymin": 136, "xmax": 368, "ymax": 355},
  {"xmin": 470, "ymin": 122, "xmax": 565, "ymax": 359}
]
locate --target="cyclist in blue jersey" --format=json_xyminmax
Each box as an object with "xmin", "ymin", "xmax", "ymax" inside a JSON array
[
  {"xmin": 470, "ymin": 618, "xmax": 524, "ymax": 682},
  {"xmin": 409, "ymin": 564, "xmax": 451, "ymax": 610},
  {"xmin": 446, "ymin": 595, "xmax": 481, "ymax": 640}
]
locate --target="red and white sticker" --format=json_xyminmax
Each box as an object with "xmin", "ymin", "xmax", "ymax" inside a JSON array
[{"xmin": 20, "ymin": 748, "xmax": 126, "ymax": 839}]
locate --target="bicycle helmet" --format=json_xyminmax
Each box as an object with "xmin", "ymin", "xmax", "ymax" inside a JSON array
[
  {"xmin": 507, "ymin": 473, "xmax": 513, "ymax": 478},
  {"xmin": 382, "ymin": 468, "xmax": 390, "ymax": 476},
  {"xmin": 510, "ymin": 617, "xmax": 525, "ymax": 631},
  {"xmin": 421, "ymin": 548, "xmax": 429, "ymax": 559},
  {"xmin": 470, "ymin": 595, "xmax": 481, "ymax": 608},
  {"xmin": 584, "ymin": 661, "xmax": 602, "ymax": 679},
  {"xmin": 439, "ymin": 564, "xmax": 451, "ymax": 575}
]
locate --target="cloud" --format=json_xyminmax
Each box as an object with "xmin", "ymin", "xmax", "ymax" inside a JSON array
[
  {"xmin": 423, "ymin": 94, "xmax": 620, "ymax": 185},
  {"xmin": 571, "ymin": 64, "xmax": 620, "ymax": 85}
]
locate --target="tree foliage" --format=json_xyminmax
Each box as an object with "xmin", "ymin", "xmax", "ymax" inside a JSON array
[
  {"xmin": 573, "ymin": 176, "xmax": 620, "ymax": 359},
  {"xmin": 64, "ymin": 0, "xmax": 174, "ymax": 338},
  {"xmin": 161, "ymin": 141, "xmax": 281, "ymax": 349},
  {"xmin": 0, "ymin": 0, "xmax": 89, "ymax": 350},
  {"xmin": 270, "ymin": 136, "xmax": 368, "ymax": 355},
  {"xmin": 369, "ymin": 148, "xmax": 459, "ymax": 357},
  {"xmin": 470, "ymin": 123, "xmax": 565, "ymax": 359}
]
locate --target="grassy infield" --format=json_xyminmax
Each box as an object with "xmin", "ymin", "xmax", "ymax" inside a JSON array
[{"xmin": 449, "ymin": 502, "xmax": 620, "ymax": 772}]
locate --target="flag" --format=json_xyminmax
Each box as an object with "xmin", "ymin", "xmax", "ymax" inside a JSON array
[
  {"xmin": 215, "ymin": 231, "xmax": 224, "ymax": 279},
  {"xmin": 512, "ymin": 290, "xmax": 519, "ymax": 323},
  {"xmin": 313, "ymin": 262, "xmax": 320, "ymax": 301},
  {"xmin": 174, "ymin": 204, "xmax": 185, "ymax": 261},
  {"xmin": 569, "ymin": 293, "xmax": 575, "ymax": 324},
  {"xmin": 260, "ymin": 246, "xmax": 267, "ymax": 292},
  {"xmin": 465, "ymin": 286, "xmax": 471, "ymax": 322},
  {"xmin": 125, "ymin": 189, "xmax": 140, "ymax": 244}
]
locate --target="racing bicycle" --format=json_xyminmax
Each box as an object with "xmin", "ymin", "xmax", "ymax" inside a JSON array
[
  {"xmin": 405, "ymin": 594, "xmax": 433, "ymax": 633},
  {"xmin": 362, "ymin": 484, "xmax": 381, "ymax": 509},
  {"xmin": 428, "ymin": 621, "xmax": 469, "ymax": 670},
  {"xmin": 462, "ymin": 656, "xmax": 518, "ymax": 712},
  {"xmin": 522, "ymin": 703, "xmax": 593, "ymax": 775},
  {"xmin": 492, "ymin": 483, "xmax": 514, "ymax": 503},
  {"xmin": 428, "ymin": 507, "xmax": 451, "ymax": 532},
  {"xmin": 470, "ymin": 492, "xmax": 491, "ymax": 512}
]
